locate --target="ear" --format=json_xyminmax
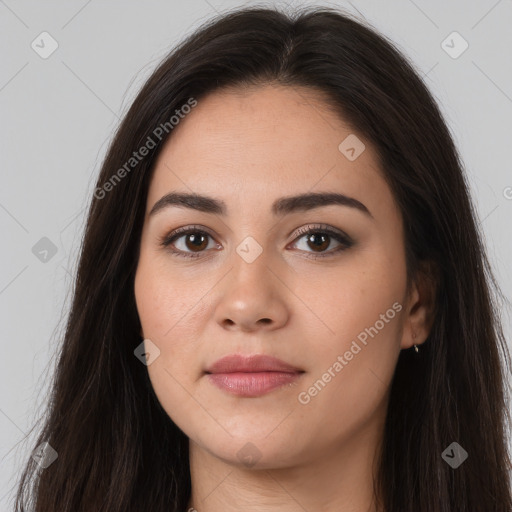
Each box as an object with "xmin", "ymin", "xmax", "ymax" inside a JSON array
[{"xmin": 400, "ymin": 260, "xmax": 438, "ymax": 350}]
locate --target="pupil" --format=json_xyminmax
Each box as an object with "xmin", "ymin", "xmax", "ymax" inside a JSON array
[
  {"xmin": 187, "ymin": 233, "xmax": 207, "ymax": 251},
  {"xmin": 308, "ymin": 233, "xmax": 329, "ymax": 251}
]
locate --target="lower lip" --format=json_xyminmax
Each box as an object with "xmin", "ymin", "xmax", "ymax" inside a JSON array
[{"xmin": 206, "ymin": 371, "xmax": 303, "ymax": 397}]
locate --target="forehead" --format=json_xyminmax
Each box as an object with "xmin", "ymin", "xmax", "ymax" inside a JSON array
[{"xmin": 146, "ymin": 84, "xmax": 394, "ymax": 219}]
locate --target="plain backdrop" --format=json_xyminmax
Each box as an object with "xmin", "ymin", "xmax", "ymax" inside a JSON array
[{"xmin": 1, "ymin": 0, "xmax": 511, "ymax": 508}]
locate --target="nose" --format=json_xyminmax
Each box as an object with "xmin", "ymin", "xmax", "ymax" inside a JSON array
[{"xmin": 213, "ymin": 249, "xmax": 290, "ymax": 333}]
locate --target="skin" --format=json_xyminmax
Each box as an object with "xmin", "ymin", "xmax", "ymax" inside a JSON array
[{"xmin": 134, "ymin": 84, "xmax": 435, "ymax": 512}]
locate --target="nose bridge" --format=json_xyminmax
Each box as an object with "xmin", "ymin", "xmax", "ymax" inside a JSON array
[{"xmin": 229, "ymin": 235, "xmax": 275, "ymax": 298}]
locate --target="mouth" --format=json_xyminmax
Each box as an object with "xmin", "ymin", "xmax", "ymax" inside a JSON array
[{"xmin": 205, "ymin": 354, "xmax": 305, "ymax": 397}]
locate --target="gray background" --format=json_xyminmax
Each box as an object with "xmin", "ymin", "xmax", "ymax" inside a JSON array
[{"xmin": 1, "ymin": 0, "xmax": 511, "ymax": 508}]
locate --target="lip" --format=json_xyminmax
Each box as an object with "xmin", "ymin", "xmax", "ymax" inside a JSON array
[
  {"xmin": 206, "ymin": 354, "xmax": 303, "ymax": 374},
  {"xmin": 205, "ymin": 354, "xmax": 304, "ymax": 397}
]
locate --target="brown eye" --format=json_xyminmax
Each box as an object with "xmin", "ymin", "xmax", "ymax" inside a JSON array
[
  {"xmin": 182, "ymin": 232, "xmax": 209, "ymax": 252},
  {"xmin": 304, "ymin": 232, "xmax": 331, "ymax": 252},
  {"xmin": 290, "ymin": 226, "xmax": 354, "ymax": 258},
  {"xmin": 161, "ymin": 227, "xmax": 217, "ymax": 258}
]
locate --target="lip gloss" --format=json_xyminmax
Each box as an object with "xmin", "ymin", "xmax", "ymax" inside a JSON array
[{"xmin": 207, "ymin": 371, "xmax": 302, "ymax": 397}]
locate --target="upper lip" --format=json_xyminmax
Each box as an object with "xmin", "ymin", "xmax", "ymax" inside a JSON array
[{"xmin": 205, "ymin": 354, "xmax": 304, "ymax": 374}]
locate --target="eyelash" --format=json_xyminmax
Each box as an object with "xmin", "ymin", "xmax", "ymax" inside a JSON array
[{"xmin": 158, "ymin": 224, "xmax": 354, "ymax": 260}]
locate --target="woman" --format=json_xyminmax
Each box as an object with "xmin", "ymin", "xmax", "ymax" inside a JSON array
[{"xmin": 15, "ymin": 6, "xmax": 512, "ymax": 511}]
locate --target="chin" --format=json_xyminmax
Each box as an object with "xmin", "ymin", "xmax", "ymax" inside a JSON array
[{"xmin": 190, "ymin": 430, "xmax": 308, "ymax": 470}]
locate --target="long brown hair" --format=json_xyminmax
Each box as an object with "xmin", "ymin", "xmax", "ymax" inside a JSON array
[{"xmin": 15, "ymin": 6, "xmax": 512, "ymax": 511}]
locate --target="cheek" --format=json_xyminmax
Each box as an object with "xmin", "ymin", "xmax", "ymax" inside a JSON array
[
  {"xmin": 134, "ymin": 249, "xmax": 216, "ymax": 386},
  {"xmin": 301, "ymin": 250, "xmax": 405, "ymax": 344},
  {"xmin": 294, "ymin": 248, "xmax": 406, "ymax": 404},
  {"xmin": 134, "ymin": 249, "xmax": 207, "ymax": 341},
  {"xmin": 291, "ymin": 272, "xmax": 404, "ymax": 446},
  {"xmin": 134, "ymin": 257, "xmax": 209, "ymax": 428}
]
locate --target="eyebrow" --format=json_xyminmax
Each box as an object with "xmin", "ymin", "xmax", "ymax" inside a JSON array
[{"xmin": 149, "ymin": 191, "xmax": 373, "ymax": 219}]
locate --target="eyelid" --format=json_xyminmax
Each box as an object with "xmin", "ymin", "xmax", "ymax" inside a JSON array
[{"xmin": 289, "ymin": 223, "xmax": 354, "ymax": 245}]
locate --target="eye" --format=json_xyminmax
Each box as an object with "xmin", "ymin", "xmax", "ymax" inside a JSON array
[
  {"xmin": 289, "ymin": 224, "xmax": 354, "ymax": 259},
  {"xmin": 159, "ymin": 224, "xmax": 353, "ymax": 259},
  {"xmin": 159, "ymin": 225, "xmax": 219, "ymax": 259}
]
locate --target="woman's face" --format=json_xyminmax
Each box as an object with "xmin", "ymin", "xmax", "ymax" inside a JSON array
[{"xmin": 134, "ymin": 84, "xmax": 422, "ymax": 468}]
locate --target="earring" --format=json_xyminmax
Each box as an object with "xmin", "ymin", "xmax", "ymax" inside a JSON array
[{"xmin": 413, "ymin": 332, "xmax": 419, "ymax": 353}]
